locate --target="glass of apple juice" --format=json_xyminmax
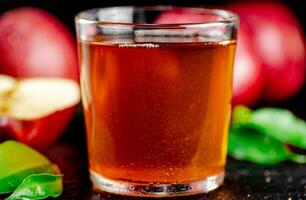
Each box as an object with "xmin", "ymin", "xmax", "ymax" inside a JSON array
[{"xmin": 75, "ymin": 6, "xmax": 238, "ymax": 197}]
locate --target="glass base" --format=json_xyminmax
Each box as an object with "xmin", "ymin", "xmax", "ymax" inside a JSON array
[{"xmin": 90, "ymin": 171, "xmax": 224, "ymax": 197}]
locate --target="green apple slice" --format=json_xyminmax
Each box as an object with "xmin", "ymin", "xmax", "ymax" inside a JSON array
[{"xmin": 0, "ymin": 140, "xmax": 55, "ymax": 194}]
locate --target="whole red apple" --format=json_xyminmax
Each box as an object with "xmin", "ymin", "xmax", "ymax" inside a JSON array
[
  {"xmin": 232, "ymin": 24, "xmax": 264, "ymax": 106},
  {"xmin": 155, "ymin": 8, "xmax": 213, "ymax": 24},
  {"xmin": 228, "ymin": 2, "xmax": 305, "ymax": 102},
  {"xmin": 155, "ymin": 8, "xmax": 263, "ymax": 106},
  {"xmin": 0, "ymin": 7, "xmax": 78, "ymax": 81}
]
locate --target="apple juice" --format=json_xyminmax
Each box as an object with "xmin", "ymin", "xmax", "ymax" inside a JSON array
[{"xmin": 79, "ymin": 38, "xmax": 236, "ymax": 183}]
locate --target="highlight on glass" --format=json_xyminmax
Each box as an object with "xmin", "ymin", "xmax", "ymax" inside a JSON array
[{"xmin": 76, "ymin": 6, "xmax": 238, "ymax": 197}]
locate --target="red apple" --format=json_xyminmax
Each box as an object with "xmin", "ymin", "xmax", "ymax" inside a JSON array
[
  {"xmin": 0, "ymin": 7, "xmax": 78, "ymax": 81},
  {"xmin": 232, "ymin": 24, "xmax": 264, "ymax": 106},
  {"xmin": 155, "ymin": 8, "xmax": 264, "ymax": 106},
  {"xmin": 0, "ymin": 75, "xmax": 80, "ymax": 151},
  {"xmin": 228, "ymin": 2, "xmax": 305, "ymax": 102},
  {"xmin": 0, "ymin": 7, "xmax": 80, "ymax": 150},
  {"xmin": 155, "ymin": 8, "xmax": 212, "ymax": 24}
]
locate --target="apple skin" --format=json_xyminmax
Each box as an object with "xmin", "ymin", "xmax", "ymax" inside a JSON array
[
  {"xmin": 155, "ymin": 8, "xmax": 263, "ymax": 106},
  {"xmin": 0, "ymin": 7, "xmax": 79, "ymax": 81},
  {"xmin": 0, "ymin": 75, "xmax": 80, "ymax": 151},
  {"xmin": 0, "ymin": 107, "xmax": 76, "ymax": 152},
  {"xmin": 228, "ymin": 2, "xmax": 305, "ymax": 102},
  {"xmin": 155, "ymin": 8, "xmax": 210, "ymax": 24},
  {"xmin": 232, "ymin": 24, "xmax": 264, "ymax": 106},
  {"xmin": 0, "ymin": 7, "xmax": 80, "ymax": 150}
]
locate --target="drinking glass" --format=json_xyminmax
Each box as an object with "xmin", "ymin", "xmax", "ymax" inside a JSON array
[{"xmin": 76, "ymin": 6, "xmax": 238, "ymax": 197}]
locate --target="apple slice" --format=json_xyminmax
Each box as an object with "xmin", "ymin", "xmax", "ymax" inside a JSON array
[
  {"xmin": 0, "ymin": 75, "xmax": 80, "ymax": 151},
  {"xmin": 0, "ymin": 75, "xmax": 17, "ymax": 117},
  {"xmin": 6, "ymin": 78, "xmax": 80, "ymax": 120},
  {"xmin": 0, "ymin": 74, "xmax": 16, "ymax": 93}
]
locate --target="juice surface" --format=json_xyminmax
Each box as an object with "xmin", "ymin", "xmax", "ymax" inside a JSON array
[{"xmin": 79, "ymin": 39, "xmax": 236, "ymax": 183}]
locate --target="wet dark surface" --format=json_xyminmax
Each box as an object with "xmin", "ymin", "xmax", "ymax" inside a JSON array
[
  {"xmin": 58, "ymin": 157, "xmax": 306, "ymax": 200},
  {"xmin": 1, "ymin": 87, "xmax": 305, "ymax": 200},
  {"xmin": 47, "ymin": 114, "xmax": 306, "ymax": 200},
  {"xmin": 48, "ymin": 138, "xmax": 306, "ymax": 199},
  {"xmin": 1, "ymin": 125, "xmax": 306, "ymax": 200}
]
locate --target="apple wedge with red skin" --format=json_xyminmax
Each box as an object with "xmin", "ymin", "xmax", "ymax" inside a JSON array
[
  {"xmin": 0, "ymin": 7, "xmax": 79, "ymax": 81},
  {"xmin": 0, "ymin": 107, "xmax": 76, "ymax": 151},
  {"xmin": 0, "ymin": 75, "xmax": 80, "ymax": 151},
  {"xmin": 0, "ymin": 7, "xmax": 80, "ymax": 151}
]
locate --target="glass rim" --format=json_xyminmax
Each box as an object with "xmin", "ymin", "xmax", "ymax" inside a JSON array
[{"xmin": 75, "ymin": 6, "xmax": 239, "ymax": 28}]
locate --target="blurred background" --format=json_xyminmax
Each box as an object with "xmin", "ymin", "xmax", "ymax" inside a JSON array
[
  {"xmin": 1, "ymin": 0, "xmax": 304, "ymax": 109},
  {"xmin": 0, "ymin": 0, "xmax": 305, "ymax": 33},
  {"xmin": 0, "ymin": 2, "xmax": 305, "ymax": 199},
  {"xmin": 0, "ymin": 0, "xmax": 305, "ymax": 154}
]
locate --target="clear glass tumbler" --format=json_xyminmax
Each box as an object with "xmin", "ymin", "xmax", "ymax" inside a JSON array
[{"xmin": 76, "ymin": 6, "xmax": 238, "ymax": 197}]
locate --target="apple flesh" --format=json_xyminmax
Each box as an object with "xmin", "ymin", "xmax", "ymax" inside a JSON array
[
  {"xmin": 0, "ymin": 75, "xmax": 80, "ymax": 151},
  {"xmin": 0, "ymin": 74, "xmax": 16, "ymax": 94},
  {"xmin": 0, "ymin": 7, "xmax": 79, "ymax": 81}
]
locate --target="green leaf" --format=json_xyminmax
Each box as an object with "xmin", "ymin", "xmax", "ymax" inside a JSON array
[
  {"xmin": 0, "ymin": 141, "xmax": 55, "ymax": 194},
  {"xmin": 230, "ymin": 106, "xmax": 306, "ymax": 164},
  {"xmin": 5, "ymin": 174, "xmax": 63, "ymax": 200},
  {"xmin": 251, "ymin": 108, "xmax": 306, "ymax": 149},
  {"xmin": 232, "ymin": 105, "xmax": 252, "ymax": 124},
  {"xmin": 289, "ymin": 154, "xmax": 306, "ymax": 164},
  {"xmin": 228, "ymin": 126, "xmax": 290, "ymax": 164}
]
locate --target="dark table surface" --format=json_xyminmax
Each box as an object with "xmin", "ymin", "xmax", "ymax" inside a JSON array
[
  {"xmin": 1, "ymin": 115, "xmax": 306, "ymax": 200},
  {"xmin": 45, "ymin": 112, "xmax": 306, "ymax": 200},
  {"xmin": 1, "ymin": 117, "xmax": 306, "ymax": 200},
  {"xmin": 53, "ymin": 147, "xmax": 306, "ymax": 200},
  {"xmin": 1, "ymin": 88, "xmax": 306, "ymax": 200}
]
